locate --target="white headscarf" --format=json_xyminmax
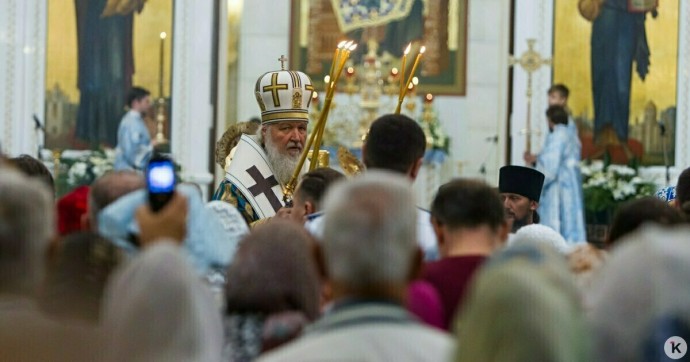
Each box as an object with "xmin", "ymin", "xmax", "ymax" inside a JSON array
[
  {"xmin": 102, "ymin": 242, "xmax": 224, "ymax": 362},
  {"xmin": 588, "ymin": 224, "xmax": 690, "ymax": 362},
  {"xmin": 510, "ymin": 224, "xmax": 571, "ymax": 253}
]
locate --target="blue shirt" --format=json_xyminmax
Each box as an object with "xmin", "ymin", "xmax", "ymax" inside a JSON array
[{"xmin": 114, "ymin": 110, "xmax": 152, "ymax": 170}]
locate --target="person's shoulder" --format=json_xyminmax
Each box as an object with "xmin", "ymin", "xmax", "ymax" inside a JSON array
[
  {"xmin": 256, "ymin": 333, "xmax": 331, "ymax": 362},
  {"xmin": 553, "ymin": 124, "xmax": 569, "ymax": 135},
  {"xmin": 119, "ymin": 111, "xmax": 144, "ymax": 128},
  {"xmin": 259, "ymin": 323, "xmax": 453, "ymax": 361},
  {"xmin": 121, "ymin": 110, "xmax": 139, "ymax": 120}
]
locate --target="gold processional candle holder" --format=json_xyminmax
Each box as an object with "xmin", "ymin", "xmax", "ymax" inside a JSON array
[
  {"xmin": 283, "ymin": 41, "xmax": 357, "ymax": 203},
  {"xmin": 405, "ymin": 77, "xmax": 419, "ymax": 113},
  {"xmin": 307, "ymin": 149, "xmax": 330, "ymax": 168},
  {"xmin": 155, "ymin": 98, "xmax": 168, "ymax": 144},
  {"xmin": 395, "ymin": 44, "xmax": 425, "ymax": 114}
]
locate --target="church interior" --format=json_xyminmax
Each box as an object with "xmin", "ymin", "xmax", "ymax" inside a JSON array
[{"xmin": 1, "ymin": 0, "xmax": 690, "ymax": 360}]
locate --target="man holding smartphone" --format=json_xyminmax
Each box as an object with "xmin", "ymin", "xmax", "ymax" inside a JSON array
[{"xmin": 114, "ymin": 87, "xmax": 154, "ymax": 171}]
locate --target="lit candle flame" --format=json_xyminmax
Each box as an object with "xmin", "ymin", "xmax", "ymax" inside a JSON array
[
  {"xmin": 391, "ymin": 67, "xmax": 399, "ymax": 75},
  {"xmin": 426, "ymin": 93, "xmax": 433, "ymax": 102},
  {"xmin": 404, "ymin": 43, "xmax": 411, "ymax": 55},
  {"xmin": 420, "ymin": 46, "xmax": 426, "ymax": 54},
  {"xmin": 312, "ymin": 91, "xmax": 319, "ymax": 99},
  {"xmin": 324, "ymin": 75, "xmax": 330, "ymax": 84},
  {"xmin": 337, "ymin": 40, "xmax": 347, "ymax": 48},
  {"xmin": 160, "ymin": 32, "xmax": 167, "ymax": 39},
  {"xmin": 412, "ymin": 76, "xmax": 419, "ymax": 85},
  {"xmin": 348, "ymin": 43, "xmax": 358, "ymax": 51},
  {"xmin": 347, "ymin": 67, "xmax": 355, "ymax": 74}
]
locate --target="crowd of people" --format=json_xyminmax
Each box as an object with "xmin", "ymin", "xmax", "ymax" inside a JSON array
[{"xmin": 3, "ymin": 68, "xmax": 690, "ymax": 361}]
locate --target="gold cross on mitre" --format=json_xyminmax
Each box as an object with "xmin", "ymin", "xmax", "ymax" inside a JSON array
[
  {"xmin": 278, "ymin": 55, "xmax": 288, "ymax": 70},
  {"xmin": 509, "ymin": 39, "xmax": 551, "ymax": 154}
]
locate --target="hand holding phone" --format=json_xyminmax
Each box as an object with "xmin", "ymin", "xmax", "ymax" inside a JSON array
[
  {"xmin": 136, "ymin": 192, "xmax": 188, "ymax": 246},
  {"xmin": 146, "ymin": 154, "xmax": 176, "ymax": 212}
]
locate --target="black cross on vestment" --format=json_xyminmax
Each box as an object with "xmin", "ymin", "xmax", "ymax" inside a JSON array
[{"xmin": 246, "ymin": 166, "xmax": 283, "ymax": 212}]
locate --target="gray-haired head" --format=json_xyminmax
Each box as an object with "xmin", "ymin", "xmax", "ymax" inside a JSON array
[
  {"xmin": 0, "ymin": 169, "xmax": 55, "ymax": 295},
  {"xmin": 322, "ymin": 171, "xmax": 417, "ymax": 291}
]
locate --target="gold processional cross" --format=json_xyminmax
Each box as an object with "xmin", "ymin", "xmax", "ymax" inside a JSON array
[
  {"xmin": 278, "ymin": 55, "xmax": 288, "ymax": 70},
  {"xmin": 509, "ymin": 39, "xmax": 551, "ymax": 155}
]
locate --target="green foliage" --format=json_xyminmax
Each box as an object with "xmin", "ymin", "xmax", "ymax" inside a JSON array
[{"xmin": 581, "ymin": 160, "xmax": 656, "ymax": 212}]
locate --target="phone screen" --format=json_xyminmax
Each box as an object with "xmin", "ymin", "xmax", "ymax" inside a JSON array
[
  {"xmin": 147, "ymin": 161, "xmax": 175, "ymax": 193},
  {"xmin": 147, "ymin": 156, "xmax": 175, "ymax": 212}
]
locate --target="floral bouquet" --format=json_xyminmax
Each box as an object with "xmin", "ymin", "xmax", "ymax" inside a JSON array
[
  {"xmin": 580, "ymin": 160, "xmax": 656, "ymax": 212},
  {"xmin": 56, "ymin": 149, "xmax": 115, "ymax": 196}
]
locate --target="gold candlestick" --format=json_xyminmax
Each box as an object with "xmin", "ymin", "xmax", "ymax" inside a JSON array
[
  {"xmin": 404, "ymin": 46, "xmax": 425, "ymax": 92},
  {"xmin": 310, "ymin": 42, "xmax": 356, "ymax": 171},
  {"xmin": 285, "ymin": 41, "xmax": 357, "ymax": 200},
  {"xmin": 155, "ymin": 98, "xmax": 168, "ymax": 144},
  {"xmin": 398, "ymin": 43, "xmax": 411, "ymax": 103},
  {"xmin": 158, "ymin": 32, "xmax": 166, "ymax": 98},
  {"xmin": 328, "ymin": 40, "xmax": 347, "ymax": 80},
  {"xmin": 396, "ymin": 45, "xmax": 425, "ymax": 114}
]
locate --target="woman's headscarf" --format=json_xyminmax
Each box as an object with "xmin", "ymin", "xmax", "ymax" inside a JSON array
[
  {"xmin": 509, "ymin": 223, "xmax": 571, "ymax": 253},
  {"xmin": 453, "ymin": 241, "xmax": 592, "ymax": 362},
  {"xmin": 588, "ymin": 224, "xmax": 690, "ymax": 362},
  {"xmin": 102, "ymin": 242, "xmax": 224, "ymax": 362}
]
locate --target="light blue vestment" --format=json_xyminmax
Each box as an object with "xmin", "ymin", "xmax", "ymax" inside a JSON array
[
  {"xmin": 114, "ymin": 110, "xmax": 152, "ymax": 170},
  {"xmin": 536, "ymin": 124, "xmax": 586, "ymax": 243}
]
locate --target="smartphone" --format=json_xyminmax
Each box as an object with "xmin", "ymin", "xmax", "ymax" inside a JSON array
[{"xmin": 146, "ymin": 154, "xmax": 176, "ymax": 212}]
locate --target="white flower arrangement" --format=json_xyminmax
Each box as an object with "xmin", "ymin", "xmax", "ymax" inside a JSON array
[
  {"xmin": 581, "ymin": 160, "xmax": 656, "ymax": 212},
  {"xmin": 57, "ymin": 149, "xmax": 115, "ymax": 196}
]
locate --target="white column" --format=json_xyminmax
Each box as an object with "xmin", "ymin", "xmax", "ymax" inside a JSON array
[
  {"xmin": 673, "ymin": 0, "xmax": 690, "ymax": 175},
  {"xmin": 171, "ymin": 0, "xmax": 215, "ymax": 198},
  {"xmin": 453, "ymin": 0, "xmax": 511, "ymax": 184},
  {"xmin": 0, "ymin": 0, "xmax": 47, "ymax": 157},
  {"xmin": 642, "ymin": 0, "xmax": 690, "ymax": 185},
  {"xmin": 236, "ymin": 0, "xmax": 290, "ymax": 123}
]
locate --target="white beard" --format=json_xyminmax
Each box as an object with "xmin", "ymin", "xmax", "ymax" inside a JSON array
[{"xmin": 264, "ymin": 136, "xmax": 301, "ymax": 185}]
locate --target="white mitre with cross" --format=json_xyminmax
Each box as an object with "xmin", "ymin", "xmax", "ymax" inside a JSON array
[
  {"xmin": 225, "ymin": 56, "xmax": 314, "ymax": 219},
  {"xmin": 254, "ymin": 55, "xmax": 316, "ymax": 125}
]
